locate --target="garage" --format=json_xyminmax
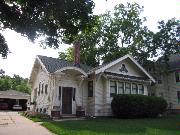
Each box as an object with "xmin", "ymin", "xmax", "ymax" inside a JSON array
[{"xmin": 0, "ymin": 90, "xmax": 30, "ymax": 111}]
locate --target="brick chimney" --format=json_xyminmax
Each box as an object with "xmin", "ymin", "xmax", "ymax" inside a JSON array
[{"xmin": 74, "ymin": 41, "xmax": 80, "ymax": 67}]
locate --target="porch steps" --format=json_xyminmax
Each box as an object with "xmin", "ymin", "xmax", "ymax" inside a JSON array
[{"xmin": 61, "ymin": 114, "xmax": 77, "ymax": 118}]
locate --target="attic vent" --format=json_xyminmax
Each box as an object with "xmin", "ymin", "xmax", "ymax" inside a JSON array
[{"xmin": 119, "ymin": 64, "xmax": 128, "ymax": 73}]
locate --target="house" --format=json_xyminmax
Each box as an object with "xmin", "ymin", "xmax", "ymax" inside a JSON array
[
  {"xmin": 29, "ymin": 43, "xmax": 155, "ymax": 117},
  {"xmin": 151, "ymin": 54, "xmax": 180, "ymax": 111}
]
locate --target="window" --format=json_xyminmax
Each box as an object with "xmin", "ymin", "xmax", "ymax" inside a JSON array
[
  {"xmin": 73, "ymin": 88, "xmax": 76, "ymax": 101},
  {"xmin": 132, "ymin": 83, "xmax": 138, "ymax": 94},
  {"xmin": 175, "ymin": 71, "xmax": 180, "ymax": 83},
  {"xmin": 38, "ymin": 82, "xmax": 41, "ymax": 95},
  {"xmin": 177, "ymin": 91, "xmax": 180, "ymax": 103},
  {"xmin": 110, "ymin": 81, "xmax": 117, "ymax": 97},
  {"xmin": 41, "ymin": 83, "xmax": 44, "ymax": 94},
  {"xmin": 138, "ymin": 84, "xmax": 144, "ymax": 94},
  {"xmin": 125, "ymin": 83, "xmax": 131, "ymax": 94},
  {"xmin": 43, "ymin": 108, "xmax": 47, "ymax": 114},
  {"xmin": 45, "ymin": 84, "xmax": 48, "ymax": 94},
  {"xmin": 88, "ymin": 81, "xmax": 93, "ymax": 97},
  {"xmin": 40, "ymin": 108, "xmax": 42, "ymax": 113},
  {"xmin": 118, "ymin": 82, "xmax": 124, "ymax": 94},
  {"xmin": 58, "ymin": 86, "xmax": 61, "ymax": 100}
]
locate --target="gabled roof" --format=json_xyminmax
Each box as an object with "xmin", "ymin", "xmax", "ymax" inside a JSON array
[
  {"xmin": 37, "ymin": 55, "xmax": 92, "ymax": 73},
  {"xmin": 92, "ymin": 54, "xmax": 156, "ymax": 83}
]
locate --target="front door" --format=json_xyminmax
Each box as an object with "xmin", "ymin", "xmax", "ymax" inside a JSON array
[{"xmin": 62, "ymin": 87, "xmax": 72, "ymax": 114}]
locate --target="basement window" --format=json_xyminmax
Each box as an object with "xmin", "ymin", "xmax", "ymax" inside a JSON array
[{"xmin": 88, "ymin": 81, "xmax": 93, "ymax": 97}]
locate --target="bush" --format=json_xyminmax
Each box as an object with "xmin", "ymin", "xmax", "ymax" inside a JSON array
[
  {"xmin": 111, "ymin": 94, "xmax": 167, "ymax": 118},
  {"xmin": 21, "ymin": 111, "xmax": 51, "ymax": 120}
]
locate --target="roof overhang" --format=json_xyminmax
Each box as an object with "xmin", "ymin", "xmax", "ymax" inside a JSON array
[{"xmin": 55, "ymin": 66, "xmax": 88, "ymax": 77}]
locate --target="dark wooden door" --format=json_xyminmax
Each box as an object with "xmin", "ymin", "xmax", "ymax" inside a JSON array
[{"xmin": 62, "ymin": 87, "xmax": 72, "ymax": 114}]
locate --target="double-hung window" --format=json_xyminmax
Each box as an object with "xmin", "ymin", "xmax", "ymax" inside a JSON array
[
  {"xmin": 110, "ymin": 81, "xmax": 117, "ymax": 97},
  {"xmin": 88, "ymin": 81, "xmax": 93, "ymax": 97},
  {"xmin": 125, "ymin": 83, "xmax": 131, "ymax": 94},
  {"xmin": 132, "ymin": 83, "xmax": 138, "ymax": 94},
  {"xmin": 118, "ymin": 82, "xmax": 124, "ymax": 94},
  {"xmin": 138, "ymin": 84, "xmax": 144, "ymax": 94}
]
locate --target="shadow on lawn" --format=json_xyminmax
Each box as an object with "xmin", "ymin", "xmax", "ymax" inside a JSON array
[{"xmin": 42, "ymin": 114, "xmax": 180, "ymax": 135}]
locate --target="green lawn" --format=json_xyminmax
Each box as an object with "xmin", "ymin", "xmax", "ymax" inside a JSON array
[{"xmin": 40, "ymin": 115, "xmax": 180, "ymax": 135}]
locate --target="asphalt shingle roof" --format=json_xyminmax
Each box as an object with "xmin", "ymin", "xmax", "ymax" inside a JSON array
[
  {"xmin": 0, "ymin": 90, "xmax": 30, "ymax": 97},
  {"xmin": 37, "ymin": 55, "xmax": 92, "ymax": 73}
]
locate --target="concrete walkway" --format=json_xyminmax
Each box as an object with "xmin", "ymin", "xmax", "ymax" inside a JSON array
[{"xmin": 0, "ymin": 111, "xmax": 54, "ymax": 135}]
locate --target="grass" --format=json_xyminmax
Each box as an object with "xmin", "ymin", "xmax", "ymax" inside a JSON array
[{"xmin": 39, "ymin": 114, "xmax": 180, "ymax": 135}]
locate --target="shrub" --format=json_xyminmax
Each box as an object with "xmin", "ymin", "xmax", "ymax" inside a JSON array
[
  {"xmin": 21, "ymin": 111, "xmax": 51, "ymax": 120},
  {"xmin": 111, "ymin": 94, "xmax": 167, "ymax": 118}
]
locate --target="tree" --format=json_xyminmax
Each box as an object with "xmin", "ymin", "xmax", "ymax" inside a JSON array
[
  {"xmin": 58, "ymin": 3, "xmax": 180, "ymax": 69},
  {"xmin": 0, "ymin": 69, "xmax": 5, "ymax": 77},
  {"xmin": 152, "ymin": 19, "xmax": 180, "ymax": 61},
  {"xmin": 0, "ymin": 74, "xmax": 30, "ymax": 93},
  {"xmin": 0, "ymin": 0, "xmax": 96, "ymax": 58},
  {"xmin": 58, "ymin": 3, "xmax": 152, "ymax": 67},
  {"xmin": 58, "ymin": 47, "xmax": 74, "ymax": 62},
  {"xmin": 0, "ymin": 75, "xmax": 12, "ymax": 91}
]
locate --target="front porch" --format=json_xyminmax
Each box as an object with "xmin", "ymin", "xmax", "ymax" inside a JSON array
[{"xmin": 51, "ymin": 67, "xmax": 88, "ymax": 119}]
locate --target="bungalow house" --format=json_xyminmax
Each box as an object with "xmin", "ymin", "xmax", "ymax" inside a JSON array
[{"xmin": 29, "ymin": 43, "xmax": 155, "ymax": 117}]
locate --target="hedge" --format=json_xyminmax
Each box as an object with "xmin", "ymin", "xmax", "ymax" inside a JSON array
[{"xmin": 111, "ymin": 94, "xmax": 167, "ymax": 118}]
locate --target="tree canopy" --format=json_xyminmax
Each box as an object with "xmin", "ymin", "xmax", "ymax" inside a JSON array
[
  {"xmin": 0, "ymin": 0, "xmax": 95, "ymax": 58},
  {"xmin": 58, "ymin": 3, "xmax": 180, "ymax": 69},
  {"xmin": 0, "ymin": 73, "xmax": 30, "ymax": 94}
]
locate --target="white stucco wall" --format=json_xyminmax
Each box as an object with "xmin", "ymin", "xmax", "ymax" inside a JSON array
[
  {"xmin": 31, "ymin": 67, "xmax": 52, "ymax": 115},
  {"xmin": 155, "ymin": 72, "xmax": 180, "ymax": 109}
]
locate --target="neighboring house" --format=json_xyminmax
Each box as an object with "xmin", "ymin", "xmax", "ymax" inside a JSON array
[
  {"xmin": 151, "ymin": 54, "xmax": 180, "ymax": 110},
  {"xmin": 29, "ymin": 45, "xmax": 155, "ymax": 117}
]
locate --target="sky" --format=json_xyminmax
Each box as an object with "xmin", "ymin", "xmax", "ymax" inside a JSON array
[{"xmin": 0, "ymin": 0, "xmax": 180, "ymax": 78}]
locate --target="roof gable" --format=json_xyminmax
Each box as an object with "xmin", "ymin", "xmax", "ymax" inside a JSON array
[{"xmin": 94, "ymin": 54, "xmax": 155, "ymax": 83}]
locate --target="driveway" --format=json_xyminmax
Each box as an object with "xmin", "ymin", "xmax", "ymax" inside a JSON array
[{"xmin": 0, "ymin": 111, "xmax": 53, "ymax": 135}]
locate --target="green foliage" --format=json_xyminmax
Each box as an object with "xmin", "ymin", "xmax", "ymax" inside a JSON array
[
  {"xmin": 0, "ymin": 74, "xmax": 30, "ymax": 93},
  {"xmin": 0, "ymin": 0, "xmax": 95, "ymax": 58},
  {"xmin": 42, "ymin": 115, "xmax": 180, "ymax": 135},
  {"xmin": 0, "ymin": 33, "xmax": 9, "ymax": 58},
  {"xmin": 59, "ymin": 3, "xmax": 180, "ymax": 69},
  {"xmin": 58, "ymin": 47, "xmax": 74, "ymax": 62},
  {"xmin": 0, "ymin": 76, "xmax": 12, "ymax": 91},
  {"xmin": 111, "ymin": 94, "xmax": 167, "ymax": 118}
]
